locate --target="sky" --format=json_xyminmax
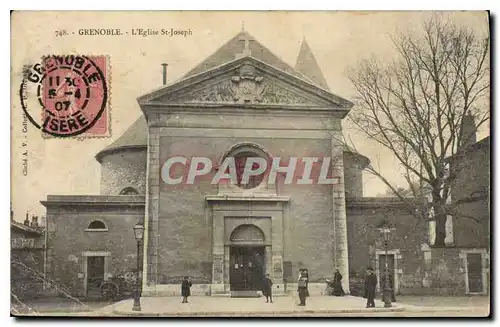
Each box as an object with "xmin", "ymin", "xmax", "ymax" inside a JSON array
[{"xmin": 10, "ymin": 11, "xmax": 489, "ymax": 222}]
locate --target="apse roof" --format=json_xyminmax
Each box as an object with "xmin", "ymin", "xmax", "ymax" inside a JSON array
[{"xmin": 95, "ymin": 116, "xmax": 147, "ymax": 162}]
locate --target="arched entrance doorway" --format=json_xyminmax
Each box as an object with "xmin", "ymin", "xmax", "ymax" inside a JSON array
[{"xmin": 229, "ymin": 224, "xmax": 266, "ymax": 291}]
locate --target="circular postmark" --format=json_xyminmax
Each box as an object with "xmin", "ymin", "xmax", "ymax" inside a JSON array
[{"xmin": 19, "ymin": 55, "xmax": 108, "ymax": 137}]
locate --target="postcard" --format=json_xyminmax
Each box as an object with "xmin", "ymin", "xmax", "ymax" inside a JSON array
[{"xmin": 10, "ymin": 11, "xmax": 490, "ymax": 317}]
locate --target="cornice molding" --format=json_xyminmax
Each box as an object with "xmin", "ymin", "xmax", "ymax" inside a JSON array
[
  {"xmin": 138, "ymin": 57, "xmax": 353, "ymax": 113},
  {"xmin": 206, "ymin": 194, "xmax": 290, "ymax": 203},
  {"xmin": 41, "ymin": 195, "xmax": 145, "ymax": 208}
]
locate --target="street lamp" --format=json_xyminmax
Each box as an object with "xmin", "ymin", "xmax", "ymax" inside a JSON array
[
  {"xmin": 377, "ymin": 223, "xmax": 395, "ymax": 308},
  {"xmin": 132, "ymin": 222, "xmax": 144, "ymax": 312}
]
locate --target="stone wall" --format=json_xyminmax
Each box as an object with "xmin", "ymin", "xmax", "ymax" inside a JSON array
[
  {"xmin": 140, "ymin": 105, "xmax": 346, "ymax": 294},
  {"xmin": 346, "ymin": 198, "xmax": 428, "ymax": 295},
  {"xmin": 11, "ymin": 227, "xmax": 45, "ymax": 299},
  {"xmin": 11, "ymin": 249, "xmax": 45, "ymax": 299},
  {"xmin": 43, "ymin": 196, "xmax": 145, "ymax": 297},
  {"xmin": 346, "ymin": 197, "xmax": 489, "ymax": 295},
  {"xmin": 155, "ymin": 135, "xmax": 337, "ymax": 285},
  {"xmin": 426, "ymin": 247, "xmax": 465, "ymax": 295},
  {"xmin": 99, "ymin": 148, "xmax": 147, "ymax": 195},
  {"xmin": 449, "ymin": 138, "xmax": 490, "ymax": 249},
  {"xmin": 343, "ymin": 152, "xmax": 367, "ymax": 198}
]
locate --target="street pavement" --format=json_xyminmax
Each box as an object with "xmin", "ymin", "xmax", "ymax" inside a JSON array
[
  {"xmin": 104, "ymin": 295, "xmax": 489, "ymax": 317},
  {"xmin": 396, "ymin": 295, "xmax": 490, "ymax": 308},
  {"xmin": 12, "ymin": 295, "xmax": 490, "ymax": 317}
]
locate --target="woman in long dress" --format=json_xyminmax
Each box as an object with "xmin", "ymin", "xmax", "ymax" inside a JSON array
[
  {"xmin": 181, "ymin": 276, "xmax": 192, "ymax": 303},
  {"xmin": 298, "ymin": 269, "xmax": 310, "ymax": 297},
  {"xmin": 332, "ymin": 268, "xmax": 345, "ymax": 296}
]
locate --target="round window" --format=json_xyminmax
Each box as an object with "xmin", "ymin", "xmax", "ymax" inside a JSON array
[{"xmin": 234, "ymin": 152, "xmax": 266, "ymax": 189}]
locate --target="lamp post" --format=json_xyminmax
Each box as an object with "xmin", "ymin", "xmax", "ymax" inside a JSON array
[
  {"xmin": 377, "ymin": 224, "xmax": 395, "ymax": 308},
  {"xmin": 132, "ymin": 223, "xmax": 144, "ymax": 312}
]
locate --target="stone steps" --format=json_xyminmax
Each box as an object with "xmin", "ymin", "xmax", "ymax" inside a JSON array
[{"xmin": 230, "ymin": 291, "xmax": 261, "ymax": 298}]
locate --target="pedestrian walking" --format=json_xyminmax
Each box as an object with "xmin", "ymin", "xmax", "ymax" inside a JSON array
[
  {"xmin": 297, "ymin": 270, "xmax": 308, "ymax": 306},
  {"xmin": 262, "ymin": 273, "xmax": 273, "ymax": 303},
  {"xmin": 181, "ymin": 276, "xmax": 192, "ymax": 303},
  {"xmin": 332, "ymin": 268, "xmax": 345, "ymax": 296},
  {"xmin": 364, "ymin": 267, "xmax": 377, "ymax": 308}
]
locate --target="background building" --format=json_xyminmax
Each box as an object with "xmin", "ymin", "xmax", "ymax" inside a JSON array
[{"xmin": 11, "ymin": 213, "xmax": 45, "ymax": 300}]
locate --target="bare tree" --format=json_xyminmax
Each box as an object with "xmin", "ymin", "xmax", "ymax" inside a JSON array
[
  {"xmin": 346, "ymin": 14, "xmax": 489, "ymax": 247},
  {"xmin": 376, "ymin": 182, "xmax": 427, "ymax": 198}
]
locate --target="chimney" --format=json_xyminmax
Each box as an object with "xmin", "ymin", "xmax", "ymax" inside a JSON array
[
  {"xmin": 161, "ymin": 63, "xmax": 168, "ymax": 85},
  {"xmin": 24, "ymin": 212, "xmax": 30, "ymax": 226},
  {"xmin": 31, "ymin": 215, "xmax": 39, "ymax": 228},
  {"xmin": 460, "ymin": 114, "xmax": 477, "ymax": 150}
]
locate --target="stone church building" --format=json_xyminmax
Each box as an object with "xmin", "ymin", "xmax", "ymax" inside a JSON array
[{"xmin": 42, "ymin": 31, "xmax": 489, "ymax": 298}]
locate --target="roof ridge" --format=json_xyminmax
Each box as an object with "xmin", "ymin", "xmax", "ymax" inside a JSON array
[
  {"xmin": 181, "ymin": 30, "xmax": 326, "ymax": 89},
  {"xmin": 182, "ymin": 31, "xmax": 242, "ymax": 78},
  {"xmin": 11, "ymin": 220, "xmax": 44, "ymax": 234}
]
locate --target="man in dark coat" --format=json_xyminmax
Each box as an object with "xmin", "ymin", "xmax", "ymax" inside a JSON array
[
  {"xmin": 332, "ymin": 268, "xmax": 345, "ymax": 296},
  {"xmin": 262, "ymin": 273, "xmax": 273, "ymax": 303},
  {"xmin": 364, "ymin": 267, "xmax": 377, "ymax": 308},
  {"xmin": 297, "ymin": 270, "xmax": 308, "ymax": 306},
  {"xmin": 181, "ymin": 276, "xmax": 192, "ymax": 303}
]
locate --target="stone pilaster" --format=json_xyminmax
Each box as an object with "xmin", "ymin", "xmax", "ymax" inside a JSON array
[
  {"xmin": 142, "ymin": 127, "xmax": 160, "ymax": 293},
  {"xmin": 224, "ymin": 245, "xmax": 230, "ymax": 292},
  {"xmin": 271, "ymin": 207, "xmax": 285, "ymax": 293},
  {"xmin": 211, "ymin": 212, "xmax": 225, "ymax": 294},
  {"xmin": 331, "ymin": 140, "xmax": 350, "ymax": 294},
  {"xmin": 265, "ymin": 245, "xmax": 272, "ymax": 275}
]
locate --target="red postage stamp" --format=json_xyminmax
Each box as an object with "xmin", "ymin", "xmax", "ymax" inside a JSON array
[{"xmin": 20, "ymin": 55, "xmax": 110, "ymax": 138}]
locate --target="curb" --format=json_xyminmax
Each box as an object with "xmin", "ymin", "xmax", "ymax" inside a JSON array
[{"xmin": 111, "ymin": 307, "xmax": 407, "ymax": 317}]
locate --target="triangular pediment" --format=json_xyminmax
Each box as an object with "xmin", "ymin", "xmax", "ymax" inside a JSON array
[{"xmin": 138, "ymin": 57, "xmax": 353, "ymax": 110}]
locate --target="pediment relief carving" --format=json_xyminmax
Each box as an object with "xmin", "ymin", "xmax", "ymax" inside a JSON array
[{"xmin": 160, "ymin": 63, "xmax": 323, "ymax": 106}]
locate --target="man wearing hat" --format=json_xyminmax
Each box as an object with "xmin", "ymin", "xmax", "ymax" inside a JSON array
[
  {"xmin": 262, "ymin": 273, "xmax": 273, "ymax": 303},
  {"xmin": 364, "ymin": 267, "xmax": 377, "ymax": 308},
  {"xmin": 297, "ymin": 269, "xmax": 309, "ymax": 306}
]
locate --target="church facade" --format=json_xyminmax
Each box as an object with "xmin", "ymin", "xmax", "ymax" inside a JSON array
[
  {"xmin": 136, "ymin": 31, "xmax": 356, "ymax": 296},
  {"xmin": 41, "ymin": 31, "xmax": 489, "ymax": 298}
]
